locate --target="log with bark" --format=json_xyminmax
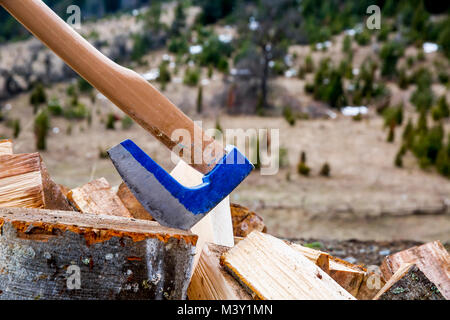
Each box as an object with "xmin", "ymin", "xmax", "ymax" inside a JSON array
[
  {"xmin": 0, "ymin": 207, "xmax": 197, "ymax": 300},
  {"xmin": 374, "ymin": 263, "xmax": 445, "ymax": 300},
  {"xmin": 380, "ymin": 241, "xmax": 450, "ymax": 299}
]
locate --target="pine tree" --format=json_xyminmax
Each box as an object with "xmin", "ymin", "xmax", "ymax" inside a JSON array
[
  {"xmin": 197, "ymin": 85, "xmax": 203, "ymax": 114},
  {"xmin": 34, "ymin": 110, "xmax": 50, "ymax": 150}
]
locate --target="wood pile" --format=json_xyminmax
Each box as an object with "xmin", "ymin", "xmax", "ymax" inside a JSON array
[
  {"xmin": 0, "ymin": 141, "xmax": 196, "ymax": 300},
  {"xmin": 0, "ymin": 140, "xmax": 448, "ymax": 300}
]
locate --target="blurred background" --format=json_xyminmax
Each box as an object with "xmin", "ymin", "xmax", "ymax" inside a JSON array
[{"xmin": 0, "ymin": 0, "xmax": 449, "ymax": 251}]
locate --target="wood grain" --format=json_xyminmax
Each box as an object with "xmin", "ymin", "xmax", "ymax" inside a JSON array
[
  {"xmin": 188, "ymin": 243, "xmax": 251, "ymax": 300},
  {"xmin": 0, "ymin": 139, "xmax": 13, "ymax": 155},
  {"xmin": 374, "ymin": 263, "xmax": 445, "ymax": 300},
  {"xmin": 220, "ymin": 231, "xmax": 355, "ymax": 300},
  {"xmin": 68, "ymin": 177, "xmax": 132, "ymax": 217},
  {"xmin": 380, "ymin": 241, "xmax": 450, "ymax": 299},
  {"xmin": 0, "ymin": 153, "xmax": 45, "ymax": 208}
]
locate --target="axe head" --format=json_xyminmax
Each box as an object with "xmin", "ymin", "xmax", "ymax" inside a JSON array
[{"xmin": 108, "ymin": 140, "xmax": 254, "ymax": 230}]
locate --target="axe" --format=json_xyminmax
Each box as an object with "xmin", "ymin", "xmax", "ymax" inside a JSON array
[{"xmin": 1, "ymin": 0, "xmax": 254, "ymax": 230}]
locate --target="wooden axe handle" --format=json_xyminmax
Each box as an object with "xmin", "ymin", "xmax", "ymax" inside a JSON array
[{"xmin": 1, "ymin": 0, "xmax": 224, "ymax": 174}]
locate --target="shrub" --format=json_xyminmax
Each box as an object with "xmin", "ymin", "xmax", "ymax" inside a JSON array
[
  {"xmin": 34, "ymin": 110, "xmax": 50, "ymax": 150},
  {"xmin": 121, "ymin": 116, "xmax": 133, "ymax": 130},
  {"xmin": 98, "ymin": 147, "xmax": 109, "ymax": 159},
  {"xmin": 47, "ymin": 98, "xmax": 63, "ymax": 116},
  {"xmin": 30, "ymin": 83, "xmax": 47, "ymax": 114},
  {"xmin": 320, "ymin": 162, "xmax": 331, "ymax": 177},
  {"xmin": 157, "ymin": 61, "xmax": 171, "ymax": 90},
  {"xmin": 168, "ymin": 37, "xmax": 188, "ymax": 55},
  {"xmin": 183, "ymin": 68, "xmax": 200, "ymax": 86},
  {"xmin": 196, "ymin": 85, "xmax": 203, "ymax": 114},
  {"xmin": 64, "ymin": 103, "xmax": 88, "ymax": 120},
  {"xmin": 383, "ymin": 106, "xmax": 403, "ymax": 127},
  {"xmin": 298, "ymin": 151, "xmax": 310, "ymax": 176},
  {"xmin": 411, "ymin": 87, "xmax": 434, "ymax": 112},
  {"xmin": 300, "ymin": 151, "xmax": 307, "ymax": 163},
  {"xmin": 355, "ymin": 30, "xmax": 371, "ymax": 46},
  {"xmin": 297, "ymin": 162, "xmax": 310, "ymax": 176},
  {"xmin": 394, "ymin": 146, "xmax": 405, "ymax": 167},
  {"xmin": 77, "ymin": 77, "xmax": 93, "ymax": 93},
  {"xmin": 397, "ymin": 68, "xmax": 409, "ymax": 89},
  {"xmin": 282, "ymin": 106, "xmax": 296, "ymax": 126},
  {"xmin": 12, "ymin": 119, "xmax": 20, "ymax": 139},
  {"xmin": 402, "ymin": 119, "xmax": 414, "ymax": 147},
  {"xmin": 278, "ymin": 147, "xmax": 289, "ymax": 168},
  {"xmin": 380, "ymin": 41, "xmax": 404, "ymax": 78},
  {"xmin": 304, "ymin": 83, "xmax": 315, "ymax": 94},
  {"xmin": 106, "ymin": 113, "xmax": 117, "ymax": 130},
  {"xmin": 342, "ymin": 35, "xmax": 352, "ymax": 54},
  {"xmin": 436, "ymin": 146, "xmax": 450, "ymax": 177},
  {"xmin": 437, "ymin": 96, "xmax": 449, "ymax": 118},
  {"xmin": 387, "ymin": 124, "xmax": 395, "ymax": 143},
  {"xmin": 304, "ymin": 55, "xmax": 314, "ymax": 73},
  {"xmin": 438, "ymin": 71, "xmax": 449, "ymax": 85},
  {"xmin": 131, "ymin": 33, "xmax": 150, "ymax": 62}
]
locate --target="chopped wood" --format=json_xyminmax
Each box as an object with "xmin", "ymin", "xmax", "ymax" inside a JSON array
[
  {"xmin": 117, "ymin": 182, "xmax": 153, "ymax": 221},
  {"xmin": 230, "ymin": 203, "xmax": 266, "ymax": 237},
  {"xmin": 374, "ymin": 263, "xmax": 445, "ymax": 300},
  {"xmin": 289, "ymin": 243, "xmax": 330, "ymax": 273},
  {"xmin": 0, "ymin": 139, "xmax": 13, "ymax": 155},
  {"xmin": 220, "ymin": 231, "xmax": 355, "ymax": 300},
  {"xmin": 328, "ymin": 257, "xmax": 366, "ymax": 297},
  {"xmin": 289, "ymin": 242, "xmax": 365, "ymax": 297},
  {"xmin": 39, "ymin": 159, "xmax": 74, "ymax": 211},
  {"xmin": 356, "ymin": 267, "xmax": 386, "ymax": 300},
  {"xmin": 0, "ymin": 207, "xmax": 197, "ymax": 299},
  {"xmin": 380, "ymin": 241, "xmax": 450, "ymax": 299},
  {"xmin": 0, "ymin": 153, "xmax": 45, "ymax": 209},
  {"xmin": 68, "ymin": 177, "xmax": 132, "ymax": 218},
  {"xmin": 58, "ymin": 184, "xmax": 71, "ymax": 198},
  {"xmin": 188, "ymin": 243, "xmax": 251, "ymax": 300}
]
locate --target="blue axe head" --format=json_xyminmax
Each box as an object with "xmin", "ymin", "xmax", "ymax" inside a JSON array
[{"xmin": 108, "ymin": 140, "xmax": 254, "ymax": 230}]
